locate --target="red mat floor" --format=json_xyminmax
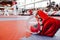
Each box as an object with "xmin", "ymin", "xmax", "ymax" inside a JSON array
[{"xmin": 0, "ymin": 20, "xmax": 31, "ymax": 40}]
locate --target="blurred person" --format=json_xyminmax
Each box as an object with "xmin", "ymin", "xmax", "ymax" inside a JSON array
[
  {"xmin": 24, "ymin": 10, "xmax": 27, "ymax": 15},
  {"xmin": 29, "ymin": 9, "xmax": 33, "ymax": 15},
  {"xmin": 7, "ymin": 4, "xmax": 13, "ymax": 15},
  {"xmin": 27, "ymin": 9, "xmax": 37, "ymax": 21},
  {"xmin": 4, "ymin": 4, "xmax": 9, "ymax": 16},
  {"xmin": 22, "ymin": 9, "xmax": 25, "ymax": 15},
  {"xmin": 51, "ymin": 4, "xmax": 60, "ymax": 15},
  {"xmin": 30, "ymin": 10, "xmax": 60, "ymax": 37},
  {"xmin": 27, "ymin": 10, "xmax": 30, "ymax": 15},
  {"xmin": 12, "ymin": 1, "xmax": 17, "ymax": 15},
  {"xmin": 27, "ymin": 9, "xmax": 41, "ymax": 34},
  {"xmin": 53, "ymin": 8, "xmax": 60, "ymax": 15}
]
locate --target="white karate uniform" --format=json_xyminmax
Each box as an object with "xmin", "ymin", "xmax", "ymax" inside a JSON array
[
  {"xmin": 12, "ymin": 5, "xmax": 16, "ymax": 15},
  {"xmin": 54, "ymin": 10, "xmax": 60, "ymax": 15},
  {"xmin": 27, "ymin": 10, "xmax": 38, "ymax": 26},
  {"xmin": 4, "ymin": 6, "xmax": 9, "ymax": 16},
  {"xmin": 48, "ymin": 8, "xmax": 54, "ymax": 15},
  {"xmin": 27, "ymin": 11, "xmax": 30, "ymax": 14},
  {"xmin": 33, "ymin": 10, "xmax": 37, "ymax": 16}
]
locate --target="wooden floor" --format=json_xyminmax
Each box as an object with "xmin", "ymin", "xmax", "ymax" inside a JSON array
[{"xmin": 0, "ymin": 20, "xmax": 31, "ymax": 40}]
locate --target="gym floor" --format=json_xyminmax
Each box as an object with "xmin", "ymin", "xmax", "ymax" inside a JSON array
[
  {"xmin": 0, "ymin": 16, "xmax": 60, "ymax": 40},
  {"xmin": 21, "ymin": 29, "xmax": 60, "ymax": 40}
]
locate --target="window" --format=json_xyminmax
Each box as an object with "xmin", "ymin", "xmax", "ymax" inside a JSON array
[
  {"xmin": 25, "ymin": 4, "xmax": 34, "ymax": 9},
  {"xmin": 19, "ymin": 6, "xmax": 25, "ymax": 8},
  {"xmin": 35, "ymin": 0, "xmax": 42, "ymax": 2},
  {"xmin": 35, "ymin": 1, "xmax": 48, "ymax": 8},
  {"xmin": 16, "ymin": 0, "xmax": 25, "ymax": 6},
  {"xmin": 26, "ymin": 0, "xmax": 34, "ymax": 4}
]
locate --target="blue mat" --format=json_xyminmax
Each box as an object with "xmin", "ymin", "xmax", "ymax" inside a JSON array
[{"xmin": 21, "ymin": 29, "xmax": 60, "ymax": 40}]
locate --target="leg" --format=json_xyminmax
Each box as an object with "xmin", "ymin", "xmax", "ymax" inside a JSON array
[
  {"xmin": 30, "ymin": 23, "xmax": 40, "ymax": 32},
  {"xmin": 40, "ymin": 18, "xmax": 60, "ymax": 37}
]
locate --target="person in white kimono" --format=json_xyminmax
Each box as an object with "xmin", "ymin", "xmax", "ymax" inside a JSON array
[
  {"xmin": 48, "ymin": 8, "xmax": 54, "ymax": 15},
  {"xmin": 12, "ymin": 4, "xmax": 16, "ymax": 15},
  {"xmin": 4, "ymin": 5, "xmax": 9, "ymax": 16},
  {"xmin": 26, "ymin": 9, "xmax": 38, "ymax": 33}
]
